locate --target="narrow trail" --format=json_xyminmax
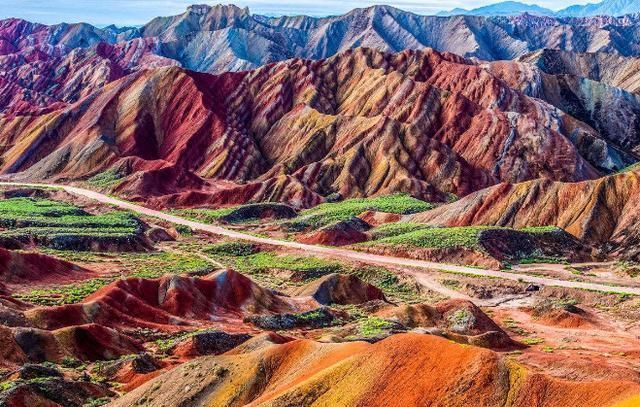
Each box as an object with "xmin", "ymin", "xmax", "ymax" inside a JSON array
[{"xmin": 4, "ymin": 182, "xmax": 640, "ymax": 296}]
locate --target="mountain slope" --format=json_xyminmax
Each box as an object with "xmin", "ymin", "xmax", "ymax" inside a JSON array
[
  {"xmin": 1, "ymin": 48, "xmax": 629, "ymax": 208},
  {"xmin": 110, "ymin": 333, "xmax": 640, "ymax": 407},
  {"xmin": 558, "ymin": 0, "xmax": 640, "ymax": 17},
  {"xmin": 410, "ymin": 169, "xmax": 640, "ymax": 260},
  {"xmin": 517, "ymin": 49, "xmax": 640, "ymax": 94},
  {"xmin": 486, "ymin": 57, "xmax": 640, "ymax": 156}
]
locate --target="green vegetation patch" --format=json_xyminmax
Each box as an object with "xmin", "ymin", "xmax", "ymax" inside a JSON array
[
  {"xmin": 205, "ymin": 242, "xmax": 259, "ymax": 257},
  {"xmin": 365, "ymin": 226, "xmax": 495, "ymax": 250},
  {"xmin": 288, "ymin": 194, "xmax": 434, "ymax": 230},
  {"xmin": 86, "ymin": 169, "xmax": 125, "ymax": 189},
  {"xmin": 170, "ymin": 207, "xmax": 235, "ymax": 224},
  {"xmin": 365, "ymin": 225, "xmax": 565, "ymax": 252},
  {"xmin": 359, "ymin": 317, "xmax": 395, "ymax": 337},
  {"xmin": 368, "ymin": 222, "xmax": 430, "ymax": 240},
  {"xmin": 173, "ymin": 203, "xmax": 296, "ymax": 225},
  {"xmin": 350, "ymin": 266, "xmax": 423, "ymax": 303},
  {"xmin": 15, "ymin": 278, "xmax": 109, "ymax": 306},
  {"xmin": 228, "ymin": 252, "xmax": 343, "ymax": 282},
  {"xmin": 0, "ymin": 198, "xmax": 141, "ymax": 249},
  {"xmin": 521, "ymin": 337, "xmax": 545, "ymax": 346}
]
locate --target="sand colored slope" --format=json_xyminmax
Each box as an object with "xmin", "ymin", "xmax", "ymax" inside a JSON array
[{"xmin": 110, "ymin": 333, "xmax": 640, "ymax": 407}]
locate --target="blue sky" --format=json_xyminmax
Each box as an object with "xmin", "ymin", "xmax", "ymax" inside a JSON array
[{"xmin": 2, "ymin": 1, "xmax": 593, "ymax": 26}]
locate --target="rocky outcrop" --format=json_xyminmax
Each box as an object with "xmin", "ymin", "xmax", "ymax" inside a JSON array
[
  {"xmin": 487, "ymin": 56, "xmax": 640, "ymax": 158},
  {"xmin": 380, "ymin": 299, "xmax": 517, "ymax": 349}
]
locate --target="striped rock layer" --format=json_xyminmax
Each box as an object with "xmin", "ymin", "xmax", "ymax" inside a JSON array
[{"xmin": 0, "ymin": 48, "xmax": 628, "ymax": 208}]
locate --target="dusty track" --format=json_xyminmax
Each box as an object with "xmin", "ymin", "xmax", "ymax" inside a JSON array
[{"xmin": 4, "ymin": 182, "xmax": 640, "ymax": 296}]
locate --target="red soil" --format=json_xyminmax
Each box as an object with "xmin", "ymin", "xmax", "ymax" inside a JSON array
[
  {"xmin": 0, "ymin": 248, "xmax": 92, "ymax": 287},
  {"xmin": 296, "ymin": 223, "xmax": 369, "ymax": 246},
  {"xmin": 536, "ymin": 309, "xmax": 594, "ymax": 329},
  {"xmin": 357, "ymin": 211, "xmax": 403, "ymax": 227}
]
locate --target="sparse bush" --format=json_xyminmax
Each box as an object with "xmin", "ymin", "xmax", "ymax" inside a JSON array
[
  {"xmin": 86, "ymin": 169, "xmax": 124, "ymax": 189},
  {"xmin": 175, "ymin": 224, "xmax": 193, "ymax": 236},
  {"xmin": 206, "ymin": 242, "xmax": 258, "ymax": 257},
  {"xmin": 359, "ymin": 317, "xmax": 395, "ymax": 337}
]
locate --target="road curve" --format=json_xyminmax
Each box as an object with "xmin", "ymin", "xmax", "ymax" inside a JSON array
[{"xmin": 4, "ymin": 182, "xmax": 640, "ymax": 296}]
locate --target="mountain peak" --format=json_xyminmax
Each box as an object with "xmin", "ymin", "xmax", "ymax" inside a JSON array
[
  {"xmin": 185, "ymin": 4, "xmax": 250, "ymax": 16},
  {"xmin": 438, "ymin": 1, "xmax": 554, "ymax": 17}
]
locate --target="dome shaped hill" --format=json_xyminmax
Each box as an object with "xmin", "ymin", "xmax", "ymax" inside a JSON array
[
  {"xmin": 109, "ymin": 333, "xmax": 640, "ymax": 407},
  {"xmin": 291, "ymin": 273, "xmax": 387, "ymax": 305},
  {"xmin": 379, "ymin": 299, "xmax": 517, "ymax": 349},
  {"xmin": 24, "ymin": 270, "xmax": 318, "ymax": 331},
  {"xmin": 296, "ymin": 218, "xmax": 371, "ymax": 246},
  {"xmin": 170, "ymin": 331, "xmax": 252, "ymax": 357},
  {"xmin": 0, "ymin": 248, "xmax": 92, "ymax": 287}
]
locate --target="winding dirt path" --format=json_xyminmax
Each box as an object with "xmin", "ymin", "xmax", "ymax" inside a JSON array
[{"xmin": 4, "ymin": 182, "xmax": 640, "ymax": 296}]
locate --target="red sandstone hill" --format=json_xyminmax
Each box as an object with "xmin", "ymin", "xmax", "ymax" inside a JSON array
[
  {"xmin": 0, "ymin": 248, "xmax": 91, "ymax": 288},
  {"xmin": 0, "ymin": 48, "xmax": 630, "ymax": 208},
  {"xmin": 411, "ymin": 169, "xmax": 640, "ymax": 260},
  {"xmin": 25, "ymin": 270, "xmax": 318, "ymax": 331},
  {"xmin": 110, "ymin": 333, "xmax": 640, "ymax": 407}
]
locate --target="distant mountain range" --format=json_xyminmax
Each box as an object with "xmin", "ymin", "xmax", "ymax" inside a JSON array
[
  {"xmin": 3, "ymin": 3, "xmax": 640, "ymax": 83},
  {"xmin": 439, "ymin": 0, "xmax": 640, "ymax": 17},
  {"xmin": 437, "ymin": 1, "xmax": 555, "ymax": 17}
]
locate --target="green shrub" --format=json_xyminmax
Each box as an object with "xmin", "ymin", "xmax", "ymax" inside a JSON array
[
  {"xmin": 86, "ymin": 169, "xmax": 124, "ymax": 189},
  {"xmin": 61, "ymin": 356, "xmax": 82, "ymax": 368},
  {"xmin": 359, "ymin": 317, "xmax": 394, "ymax": 337},
  {"xmin": 175, "ymin": 224, "xmax": 193, "ymax": 236},
  {"xmin": 206, "ymin": 242, "xmax": 258, "ymax": 257}
]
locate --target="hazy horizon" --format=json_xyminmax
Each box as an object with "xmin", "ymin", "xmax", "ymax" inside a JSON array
[{"xmin": 2, "ymin": 1, "xmax": 594, "ymax": 26}]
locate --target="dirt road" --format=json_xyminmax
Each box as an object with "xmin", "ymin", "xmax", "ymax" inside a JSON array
[{"xmin": 4, "ymin": 182, "xmax": 640, "ymax": 296}]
